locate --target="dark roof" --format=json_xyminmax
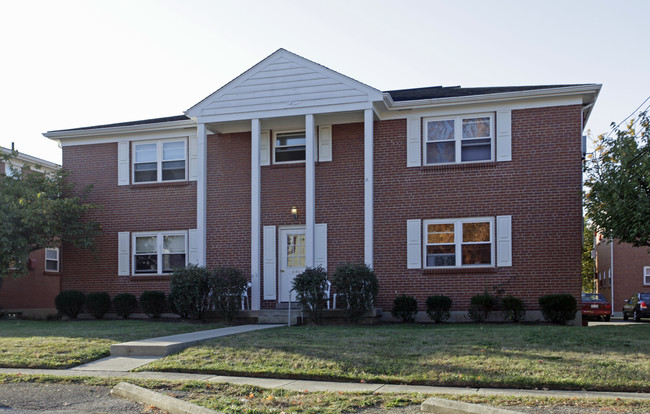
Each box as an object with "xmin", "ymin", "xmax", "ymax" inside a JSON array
[
  {"xmin": 385, "ymin": 84, "xmax": 589, "ymax": 102},
  {"xmin": 49, "ymin": 115, "xmax": 191, "ymax": 133}
]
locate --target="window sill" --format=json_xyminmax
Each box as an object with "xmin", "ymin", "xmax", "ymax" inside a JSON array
[
  {"xmin": 422, "ymin": 267, "xmax": 497, "ymax": 274},
  {"xmin": 43, "ymin": 271, "xmax": 61, "ymax": 276},
  {"xmin": 420, "ymin": 161, "xmax": 496, "ymax": 173},
  {"xmin": 128, "ymin": 274, "xmax": 172, "ymax": 281},
  {"xmin": 267, "ymin": 163, "xmax": 306, "ymax": 169},
  {"xmin": 128, "ymin": 181, "xmax": 192, "ymax": 189}
]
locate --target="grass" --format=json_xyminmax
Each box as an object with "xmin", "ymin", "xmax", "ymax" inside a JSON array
[
  {"xmin": 0, "ymin": 319, "xmax": 224, "ymax": 368},
  {"xmin": 3, "ymin": 374, "xmax": 650, "ymax": 413},
  {"xmin": 141, "ymin": 324, "xmax": 650, "ymax": 392}
]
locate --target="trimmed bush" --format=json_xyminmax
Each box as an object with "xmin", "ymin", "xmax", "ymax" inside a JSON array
[
  {"xmin": 539, "ymin": 294, "xmax": 577, "ymax": 325},
  {"xmin": 292, "ymin": 266, "xmax": 328, "ymax": 324},
  {"xmin": 211, "ymin": 267, "xmax": 248, "ymax": 322},
  {"xmin": 113, "ymin": 293, "xmax": 137, "ymax": 319},
  {"xmin": 468, "ymin": 291, "xmax": 495, "ymax": 323},
  {"xmin": 169, "ymin": 264, "xmax": 211, "ymax": 320},
  {"xmin": 139, "ymin": 290, "xmax": 166, "ymax": 318},
  {"xmin": 54, "ymin": 290, "xmax": 85, "ymax": 319},
  {"xmin": 391, "ymin": 295, "xmax": 418, "ymax": 323},
  {"xmin": 502, "ymin": 295, "xmax": 526, "ymax": 322},
  {"xmin": 426, "ymin": 295, "xmax": 452, "ymax": 323},
  {"xmin": 85, "ymin": 292, "xmax": 111, "ymax": 319},
  {"xmin": 332, "ymin": 263, "xmax": 379, "ymax": 322}
]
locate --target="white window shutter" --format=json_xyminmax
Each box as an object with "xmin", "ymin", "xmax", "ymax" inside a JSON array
[
  {"xmin": 117, "ymin": 142, "xmax": 129, "ymax": 186},
  {"xmin": 260, "ymin": 131, "xmax": 270, "ymax": 166},
  {"xmin": 315, "ymin": 223, "xmax": 328, "ymax": 270},
  {"xmin": 118, "ymin": 232, "xmax": 130, "ymax": 276},
  {"xmin": 188, "ymin": 135, "xmax": 198, "ymax": 181},
  {"xmin": 496, "ymin": 215, "xmax": 512, "ymax": 267},
  {"xmin": 406, "ymin": 117, "xmax": 421, "ymax": 167},
  {"xmin": 263, "ymin": 225, "xmax": 276, "ymax": 300},
  {"xmin": 406, "ymin": 219, "xmax": 422, "ymax": 269},
  {"xmin": 318, "ymin": 126, "xmax": 332, "ymax": 162},
  {"xmin": 496, "ymin": 110, "xmax": 512, "ymax": 162},
  {"xmin": 188, "ymin": 229, "xmax": 199, "ymax": 265}
]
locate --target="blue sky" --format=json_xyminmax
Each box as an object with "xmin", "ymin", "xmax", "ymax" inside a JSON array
[{"xmin": 1, "ymin": 0, "xmax": 648, "ymax": 164}]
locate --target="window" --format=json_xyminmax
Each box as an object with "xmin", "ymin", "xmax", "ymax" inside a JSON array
[
  {"xmin": 133, "ymin": 140, "xmax": 186, "ymax": 183},
  {"xmin": 4, "ymin": 162, "xmax": 21, "ymax": 178},
  {"xmin": 424, "ymin": 114, "xmax": 493, "ymax": 165},
  {"xmin": 133, "ymin": 232, "xmax": 187, "ymax": 274},
  {"xmin": 45, "ymin": 248, "xmax": 59, "ymax": 272},
  {"xmin": 644, "ymin": 267, "xmax": 650, "ymax": 285},
  {"xmin": 424, "ymin": 218, "xmax": 493, "ymax": 268},
  {"xmin": 273, "ymin": 130, "xmax": 306, "ymax": 163}
]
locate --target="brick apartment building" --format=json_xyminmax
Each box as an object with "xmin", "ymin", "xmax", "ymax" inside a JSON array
[
  {"xmin": 1, "ymin": 147, "xmax": 61, "ymax": 317},
  {"xmin": 43, "ymin": 49, "xmax": 601, "ymax": 321}
]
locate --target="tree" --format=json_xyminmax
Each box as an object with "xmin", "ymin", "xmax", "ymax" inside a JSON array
[
  {"xmin": 0, "ymin": 151, "xmax": 99, "ymax": 281},
  {"xmin": 581, "ymin": 224, "xmax": 595, "ymax": 293},
  {"xmin": 584, "ymin": 111, "xmax": 650, "ymax": 247}
]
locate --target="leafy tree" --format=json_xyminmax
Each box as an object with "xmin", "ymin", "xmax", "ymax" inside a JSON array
[
  {"xmin": 582, "ymin": 224, "xmax": 595, "ymax": 293},
  {"xmin": 0, "ymin": 151, "xmax": 99, "ymax": 281},
  {"xmin": 584, "ymin": 111, "xmax": 650, "ymax": 247}
]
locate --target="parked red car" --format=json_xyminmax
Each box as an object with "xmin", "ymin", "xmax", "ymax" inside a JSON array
[{"xmin": 581, "ymin": 293, "xmax": 612, "ymax": 321}]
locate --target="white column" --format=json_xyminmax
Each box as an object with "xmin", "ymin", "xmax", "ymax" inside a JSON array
[
  {"xmin": 305, "ymin": 114, "xmax": 315, "ymax": 267},
  {"xmin": 251, "ymin": 119, "xmax": 261, "ymax": 310},
  {"xmin": 197, "ymin": 123, "xmax": 207, "ymax": 266},
  {"xmin": 364, "ymin": 108, "xmax": 374, "ymax": 267}
]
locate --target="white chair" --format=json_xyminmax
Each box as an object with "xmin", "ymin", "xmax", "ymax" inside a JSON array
[
  {"xmin": 241, "ymin": 282, "xmax": 252, "ymax": 310},
  {"xmin": 325, "ymin": 280, "xmax": 338, "ymax": 309}
]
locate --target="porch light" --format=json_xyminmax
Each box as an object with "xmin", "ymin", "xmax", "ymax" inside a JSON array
[{"xmin": 291, "ymin": 206, "xmax": 298, "ymax": 220}]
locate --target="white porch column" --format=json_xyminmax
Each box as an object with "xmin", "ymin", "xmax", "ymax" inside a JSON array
[
  {"xmin": 305, "ymin": 114, "xmax": 316, "ymax": 267},
  {"xmin": 364, "ymin": 108, "xmax": 374, "ymax": 267},
  {"xmin": 197, "ymin": 122, "xmax": 207, "ymax": 266},
  {"xmin": 251, "ymin": 118, "xmax": 261, "ymax": 310}
]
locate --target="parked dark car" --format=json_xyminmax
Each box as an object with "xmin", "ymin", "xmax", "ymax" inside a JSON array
[
  {"xmin": 581, "ymin": 293, "xmax": 612, "ymax": 321},
  {"xmin": 622, "ymin": 293, "xmax": 650, "ymax": 322}
]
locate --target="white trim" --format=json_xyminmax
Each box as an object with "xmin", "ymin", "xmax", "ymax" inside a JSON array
[
  {"xmin": 263, "ymin": 225, "xmax": 277, "ymax": 300},
  {"xmin": 305, "ymin": 114, "xmax": 315, "ymax": 267},
  {"xmin": 422, "ymin": 113, "xmax": 494, "ymax": 166},
  {"xmin": 188, "ymin": 229, "xmax": 199, "ymax": 265},
  {"xmin": 314, "ymin": 223, "xmax": 328, "ymax": 270},
  {"xmin": 118, "ymin": 232, "xmax": 130, "ymax": 276},
  {"xmin": 318, "ymin": 125, "xmax": 332, "ymax": 162},
  {"xmin": 131, "ymin": 230, "xmax": 188, "ymax": 276},
  {"xmin": 364, "ymin": 108, "xmax": 374, "ymax": 267},
  {"xmin": 644, "ymin": 267, "xmax": 650, "ymax": 286},
  {"xmin": 188, "ymin": 135, "xmax": 199, "ymax": 181},
  {"xmin": 496, "ymin": 215, "xmax": 512, "ymax": 267},
  {"xmin": 272, "ymin": 129, "xmax": 306, "ymax": 164},
  {"xmin": 251, "ymin": 118, "xmax": 262, "ymax": 310},
  {"xmin": 117, "ymin": 141, "xmax": 130, "ymax": 185},
  {"xmin": 196, "ymin": 123, "xmax": 207, "ymax": 266},
  {"xmin": 259, "ymin": 130, "xmax": 271, "ymax": 166},
  {"xmin": 406, "ymin": 117, "xmax": 421, "ymax": 167},
  {"xmin": 423, "ymin": 217, "xmax": 494, "ymax": 269},
  {"xmin": 131, "ymin": 138, "xmax": 188, "ymax": 184},
  {"xmin": 44, "ymin": 247, "xmax": 60, "ymax": 272},
  {"xmin": 496, "ymin": 110, "xmax": 512, "ymax": 162},
  {"xmin": 43, "ymin": 119, "xmax": 196, "ymax": 140},
  {"xmin": 406, "ymin": 219, "xmax": 422, "ymax": 269}
]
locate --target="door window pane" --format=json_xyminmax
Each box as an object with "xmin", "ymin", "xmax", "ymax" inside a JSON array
[{"xmin": 286, "ymin": 234, "xmax": 306, "ymax": 267}]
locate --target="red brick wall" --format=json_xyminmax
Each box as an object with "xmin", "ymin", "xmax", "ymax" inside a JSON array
[
  {"xmin": 597, "ymin": 241, "xmax": 650, "ymax": 311},
  {"xmin": 61, "ymin": 143, "xmax": 196, "ymax": 298},
  {"xmin": 373, "ymin": 105, "xmax": 584, "ymax": 311},
  {"xmin": 0, "ymin": 248, "xmax": 60, "ymax": 312}
]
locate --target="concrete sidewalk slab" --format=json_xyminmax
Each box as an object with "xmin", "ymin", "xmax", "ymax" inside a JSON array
[
  {"xmin": 111, "ymin": 324, "xmax": 283, "ymax": 357},
  {"xmin": 112, "ymin": 382, "xmax": 220, "ymax": 414},
  {"xmin": 282, "ymin": 379, "xmax": 384, "ymax": 393},
  {"xmin": 421, "ymin": 396, "xmax": 523, "ymax": 413},
  {"xmin": 72, "ymin": 356, "xmax": 159, "ymax": 371},
  {"xmin": 206, "ymin": 375, "xmax": 297, "ymax": 389}
]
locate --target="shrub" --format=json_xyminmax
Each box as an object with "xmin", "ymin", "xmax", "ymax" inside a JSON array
[
  {"xmin": 292, "ymin": 266, "xmax": 328, "ymax": 324},
  {"xmin": 54, "ymin": 290, "xmax": 85, "ymax": 319},
  {"xmin": 426, "ymin": 295, "xmax": 452, "ymax": 323},
  {"xmin": 391, "ymin": 295, "xmax": 418, "ymax": 323},
  {"xmin": 539, "ymin": 294, "xmax": 577, "ymax": 325},
  {"xmin": 502, "ymin": 295, "xmax": 526, "ymax": 322},
  {"xmin": 139, "ymin": 290, "xmax": 166, "ymax": 318},
  {"xmin": 331, "ymin": 263, "xmax": 379, "ymax": 322},
  {"xmin": 85, "ymin": 292, "xmax": 111, "ymax": 319},
  {"xmin": 210, "ymin": 267, "xmax": 248, "ymax": 322},
  {"xmin": 113, "ymin": 293, "xmax": 137, "ymax": 319},
  {"xmin": 169, "ymin": 264, "xmax": 212, "ymax": 320},
  {"xmin": 468, "ymin": 291, "xmax": 495, "ymax": 323}
]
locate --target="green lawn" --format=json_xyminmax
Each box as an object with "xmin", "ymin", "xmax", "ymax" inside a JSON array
[
  {"xmin": 0, "ymin": 319, "xmax": 224, "ymax": 368},
  {"xmin": 141, "ymin": 324, "xmax": 650, "ymax": 392}
]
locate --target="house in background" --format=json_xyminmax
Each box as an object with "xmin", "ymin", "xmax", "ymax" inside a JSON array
[
  {"xmin": 44, "ymin": 49, "xmax": 600, "ymax": 323},
  {"xmin": 0, "ymin": 146, "xmax": 61, "ymax": 318},
  {"xmin": 594, "ymin": 235, "xmax": 650, "ymax": 316}
]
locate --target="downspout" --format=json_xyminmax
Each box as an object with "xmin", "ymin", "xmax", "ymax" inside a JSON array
[{"xmin": 610, "ymin": 238, "xmax": 614, "ymax": 311}]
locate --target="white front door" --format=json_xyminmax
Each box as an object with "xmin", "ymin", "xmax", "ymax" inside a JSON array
[{"xmin": 279, "ymin": 227, "xmax": 306, "ymax": 302}]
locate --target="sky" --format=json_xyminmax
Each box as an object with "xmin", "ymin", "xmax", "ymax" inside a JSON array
[{"xmin": 1, "ymin": 0, "xmax": 648, "ymax": 165}]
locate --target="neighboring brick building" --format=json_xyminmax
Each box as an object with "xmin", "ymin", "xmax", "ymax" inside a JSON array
[
  {"xmin": 594, "ymin": 235, "xmax": 650, "ymax": 316},
  {"xmin": 1, "ymin": 147, "xmax": 61, "ymax": 318},
  {"xmin": 44, "ymin": 49, "xmax": 600, "ymax": 322}
]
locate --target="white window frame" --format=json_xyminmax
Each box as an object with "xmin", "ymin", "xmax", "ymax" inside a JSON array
[
  {"xmin": 132, "ymin": 231, "xmax": 188, "ymax": 275},
  {"xmin": 422, "ymin": 113, "xmax": 494, "ymax": 165},
  {"xmin": 423, "ymin": 217, "xmax": 495, "ymax": 268},
  {"xmin": 644, "ymin": 266, "xmax": 650, "ymax": 285},
  {"xmin": 272, "ymin": 129, "xmax": 306, "ymax": 164},
  {"xmin": 45, "ymin": 247, "xmax": 59, "ymax": 272},
  {"xmin": 132, "ymin": 139, "xmax": 187, "ymax": 184}
]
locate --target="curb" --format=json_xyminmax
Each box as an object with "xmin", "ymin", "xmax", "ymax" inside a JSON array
[
  {"xmin": 111, "ymin": 382, "xmax": 221, "ymax": 414},
  {"xmin": 421, "ymin": 397, "xmax": 523, "ymax": 413}
]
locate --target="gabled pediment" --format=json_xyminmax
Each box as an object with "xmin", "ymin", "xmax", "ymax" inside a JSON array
[{"xmin": 186, "ymin": 49, "xmax": 383, "ymax": 122}]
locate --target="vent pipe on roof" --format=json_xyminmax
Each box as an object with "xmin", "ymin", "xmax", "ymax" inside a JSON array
[{"xmin": 11, "ymin": 142, "xmax": 14, "ymax": 151}]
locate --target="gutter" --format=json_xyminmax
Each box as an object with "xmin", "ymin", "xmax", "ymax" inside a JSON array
[{"xmin": 43, "ymin": 119, "xmax": 197, "ymax": 141}]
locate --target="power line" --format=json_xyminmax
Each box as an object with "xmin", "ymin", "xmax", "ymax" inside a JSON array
[{"xmin": 605, "ymin": 96, "xmax": 650, "ymax": 140}]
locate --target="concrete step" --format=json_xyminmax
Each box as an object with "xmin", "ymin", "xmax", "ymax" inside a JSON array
[{"xmin": 257, "ymin": 310, "xmax": 301, "ymax": 324}]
